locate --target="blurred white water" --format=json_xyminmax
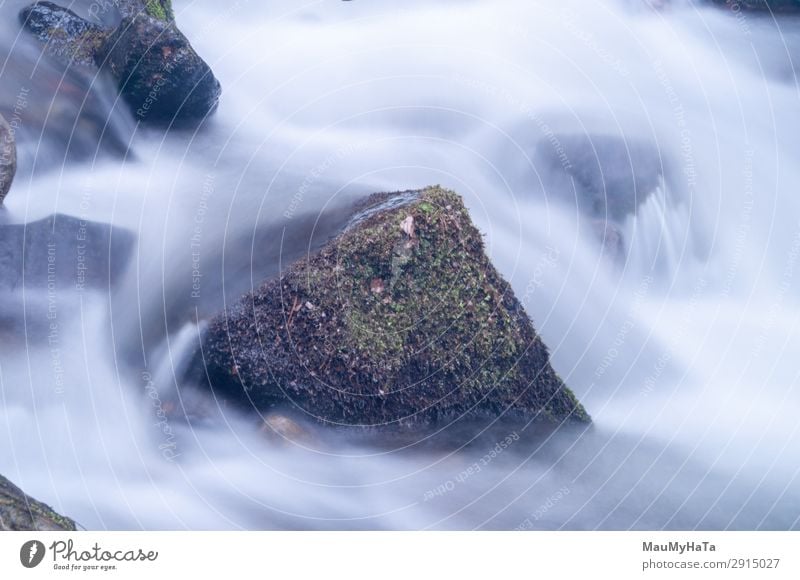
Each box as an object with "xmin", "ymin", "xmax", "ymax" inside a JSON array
[{"xmin": 0, "ymin": 0, "xmax": 799, "ymax": 529}]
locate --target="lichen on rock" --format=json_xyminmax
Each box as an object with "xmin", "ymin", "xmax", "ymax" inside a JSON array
[{"xmin": 196, "ymin": 186, "xmax": 589, "ymax": 428}]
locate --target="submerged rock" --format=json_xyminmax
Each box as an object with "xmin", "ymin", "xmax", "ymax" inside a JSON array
[
  {"xmin": 195, "ymin": 186, "xmax": 589, "ymax": 428},
  {"xmin": 0, "ymin": 214, "xmax": 134, "ymax": 291},
  {"xmin": 20, "ymin": 0, "xmax": 220, "ymax": 125},
  {"xmin": 0, "ymin": 474, "xmax": 76, "ymax": 531},
  {"xmin": 0, "ymin": 114, "xmax": 16, "ymax": 204},
  {"xmin": 259, "ymin": 413, "xmax": 316, "ymax": 446}
]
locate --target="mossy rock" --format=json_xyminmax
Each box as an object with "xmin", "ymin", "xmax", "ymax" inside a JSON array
[
  {"xmin": 20, "ymin": 1, "xmax": 219, "ymax": 125},
  {"xmin": 116, "ymin": 0, "xmax": 174, "ymax": 21},
  {"xmin": 197, "ymin": 186, "xmax": 589, "ymax": 428},
  {"xmin": 709, "ymin": 0, "xmax": 800, "ymax": 11},
  {"xmin": 0, "ymin": 475, "xmax": 76, "ymax": 531}
]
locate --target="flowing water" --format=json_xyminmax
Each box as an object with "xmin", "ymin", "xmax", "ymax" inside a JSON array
[{"xmin": 1, "ymin": 0, "xmax": 799, "ymax": 529}]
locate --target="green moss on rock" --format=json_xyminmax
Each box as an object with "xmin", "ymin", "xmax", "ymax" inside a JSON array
[
  {"xmin": 199, "ymin": 187, "xmax": 589, "ymax": 427},
  {"xmin": 0, "ymin": 475, "xmax": 76, "ymax": 531},
  {"xmin": 144, "ymin": 0, "xmax": 173, "ymax": 21}
]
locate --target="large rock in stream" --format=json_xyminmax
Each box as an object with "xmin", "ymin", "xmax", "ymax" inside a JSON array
[
  {"xmin": 195, "ymin": 186, "xmax": 589, "ymax": 428},
  {"xmin": 0, "ymin": 475, "xmax": 76, "ymax": 531},
  {"xmin": 20, "ymin": 0, "xmax": 221, "ymax": 125}
]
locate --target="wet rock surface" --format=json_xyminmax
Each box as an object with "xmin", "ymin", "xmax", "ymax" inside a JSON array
[
  {"xmin": 194, "ymin": 186, "xmax": 589, "ymax": 428},
  {"xmin": 0, "ymin": 474, "xmax": 76, "ymax": 531},
  {"xmin": 537, "ymin": 134, "xmax": 665, "ymax": 223},
  {"xmin": 98, "ymin": 13, "xmax": 221, "ymax": 125},
  {"xmin": 536, "ymin": 134, "xmax": 666, "ymax": 257}
]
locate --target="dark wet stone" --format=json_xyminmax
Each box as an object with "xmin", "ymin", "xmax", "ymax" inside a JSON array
[
  {"xmin": 0, "ymin": 115, "xmax": 16, "ymax": 204},
  {"xmin": 0, "ymin": 474, "xmax": 76, "ymax": 531},
  {"xmin": 537, "ymin": 134, "xmax": 665, "ymax": 223}
]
